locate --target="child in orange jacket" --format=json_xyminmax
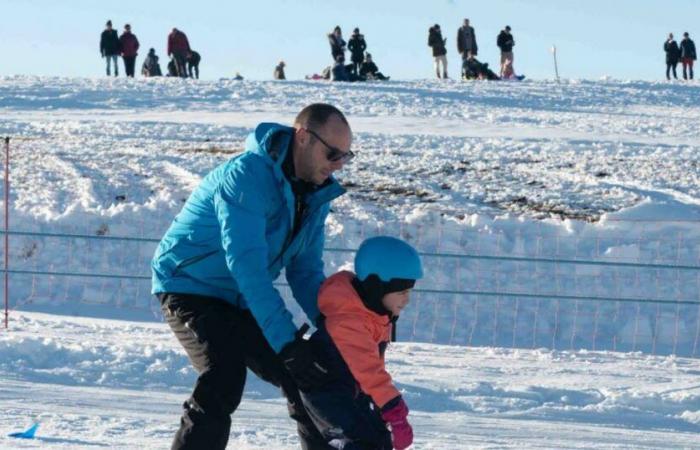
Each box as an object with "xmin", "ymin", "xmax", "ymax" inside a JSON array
[{"xmin": 299, "ymin": 236, "xmax": 423, "ymax": 450}]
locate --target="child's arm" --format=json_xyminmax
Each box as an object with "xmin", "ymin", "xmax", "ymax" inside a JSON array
[{"xmin": 325, "ymin": 314, "xmax": 401, "ymax": 409}]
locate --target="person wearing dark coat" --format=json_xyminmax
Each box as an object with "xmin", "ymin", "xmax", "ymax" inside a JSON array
[
  {"xmin": 664, "ymin": 33, "xmax": 681, "ymax": 80},
  {"xmin": 119, "ymin": 24, "xmax": 140, "ymax": 78},
  {"xmin": 167, "ymin": 60, "xmax": 178, "ymax": 77},
  {"xmin": 462, "ymin": 52, "xmax": 500, "ymax": 81},
  {"xmin": 167, "ymin": 27, "xmax": 191, "ymax": 78},
  {"xmin": 187, "ymin": 50, "xmax": 201, "ymax": 79},
  {"xmin": 331, "ymin": 55, "xmax": 350, "ymax": 81},
  {"xmin": 273, "ymin": 60, "xmax": 286, "ymax": 80},
  {"xmin": 496, "ymin": 26, "xmax": 515, "ymax": 77},
  {"xmin": 328, "ymin": 26, "xmax": 346, "ymax": 62},
  {"xmin": 347, "ymin": 28, "xmax": 367, "ymax": 76},
  {"xmin": 457, "ymin": 18, "xmax": 478, "ymax": 59},
  {"xmin": 141, "ymin": 48, "xmax": 162, "ymax": 77},
  {"xmin": 360, "ymin": 53, "xmax": 389, "ymax": 80},
  {"xmin": 428, "ymin": 24, "xmax": 448, "ymax": 79},
  {"xmin": 680, "ymin": 32, "xmax": 697, "ymax": 80},
  {"xmin": 100, "ymin": 20, "xmax": 121, "ymax": 76}
]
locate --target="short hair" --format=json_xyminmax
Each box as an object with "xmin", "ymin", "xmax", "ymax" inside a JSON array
[{"xmin": 294, "ymin": 104, "xmax": 348, "ymax": 130}]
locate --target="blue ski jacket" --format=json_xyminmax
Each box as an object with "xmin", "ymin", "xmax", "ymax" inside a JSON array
[{"xmin": 151, "ymin": 122, "xmax": 346, "ymax": 352}]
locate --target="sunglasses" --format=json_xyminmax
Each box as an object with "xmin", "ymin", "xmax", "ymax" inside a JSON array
[{"xmin": 305, "ymin": 129, "xmax": 355, "ymax": 164}]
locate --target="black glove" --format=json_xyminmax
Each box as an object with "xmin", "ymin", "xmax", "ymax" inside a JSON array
[{"xmin": 279, "ymin": 324, "xmax": 331, "ymax": 391}]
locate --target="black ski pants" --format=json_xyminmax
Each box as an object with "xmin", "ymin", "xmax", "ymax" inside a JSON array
[
  {"xmin": 666, "ymin": 62, "xmax": 678, "ymax": 80},
  {"xmin": 123, "ymin": 56, "xmax": 136, "ymax": 77},
  {"xmin": 159, "ymin": 292, "xmax": 332, "ymax": 450}
]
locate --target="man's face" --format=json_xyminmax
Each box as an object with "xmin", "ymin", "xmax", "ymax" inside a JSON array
[
  {"xmin": 464, "ymin": 19, "xmax": 470, "ymax": 27},
  {"xmin": 294, "ymin": 116, "xmax": 352, "ymax": 186},
  {"xmin": 382, "ymin": 289, "xmax": 412, "ymax": 316}
]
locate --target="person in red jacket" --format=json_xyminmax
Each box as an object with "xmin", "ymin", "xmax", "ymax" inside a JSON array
[
  {"xmin": 167, "ymin": 27, "xmax": 191, "ymax": 78},
  {"xmin": 119, "ymin": 24, "xmax": 140, "ymax": 78},
  {"xmin": 296, "ymin": 236, "xmax": 423, "ymax": 450}
]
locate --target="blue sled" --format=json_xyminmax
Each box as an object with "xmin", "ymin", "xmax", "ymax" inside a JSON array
[{"xmin": 8, "ymin": 422, "xmax": 38, "ymax": 439}]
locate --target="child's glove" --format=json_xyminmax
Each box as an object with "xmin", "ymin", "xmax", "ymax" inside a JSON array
[
  {"xmin": 279, "ymin": 324, "xmax": 331, "ymax": 391},
  {"xmin": 381, "ymin": 396, "xmax": 413, "ymax": 450}
]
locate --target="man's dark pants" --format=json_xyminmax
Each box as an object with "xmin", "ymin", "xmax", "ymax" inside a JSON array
[
  {"xmin": 159, "ymin": 292, "xmax": 332, "ymax": 450},
  {"xmin": 172, "ymin": 52, "xmax": 188, "ymax": 78},
  {"xmin": 123, "ymin": 56, "xmax": 136, "ymax": 77}
]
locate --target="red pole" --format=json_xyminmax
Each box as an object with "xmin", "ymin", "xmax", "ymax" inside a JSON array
[{"xmin": 4, "ymin": 137, "xmax": 8, "ymax": 329}]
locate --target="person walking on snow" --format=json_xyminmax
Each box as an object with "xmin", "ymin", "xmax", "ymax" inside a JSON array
[
  {"xmin": 428, "ymin": 24, "xmax": 448, "ymax": 79},
  {"xmin": 152, "ymin": 103, "xmax": 355, "ymax": 450},
  {"xmin": 664, "ymin": 33, "xmax": 681, "ymax": 80},
  {"xmin": 680, "ymin": 32, "xmax": 697, "ymax": 80},
  {"xmin": 119, "ymin": 24, "xmax": 139, "ymax": 78},
  {"xmin": 497, "ymin": 25, "xmax": 515, "ymax": 78},
  {"xmin": 348, "ymin": 28, "xmax": 367, "ymax": 76},
  {"xmin": 100, "ymin": 20, "xmax": 120, "ymax": 76},
  {"xmin": 457, "ymin": 18, "xmax": 478, "ymax": 59},
  {"xmin": 299, "ymin": 236, "xmax": 422, "ymax": 450},
  {"xmin": 168, "ymin": 27, "xmax": 191, "ymax": 78}
]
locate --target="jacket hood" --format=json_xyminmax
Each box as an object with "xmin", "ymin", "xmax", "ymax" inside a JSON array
[{"xmin": 319, "ymin": 271, "xmax": 390, "ymax": 323}]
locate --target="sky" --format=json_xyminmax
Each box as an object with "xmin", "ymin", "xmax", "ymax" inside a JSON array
[{"xmin": 2, "ymin": 0, "xmax": 699, "ymax": 81}]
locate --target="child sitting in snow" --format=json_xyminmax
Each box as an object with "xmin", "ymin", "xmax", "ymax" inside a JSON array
[{"xmin": 295, "ymin": 236, "xmax": 422, "ymax": 450}]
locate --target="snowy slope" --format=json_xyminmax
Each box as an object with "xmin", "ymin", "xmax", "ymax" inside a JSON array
[{"xmin": 1, "ymin": 76, "xmax": 700, "ymax": 448}]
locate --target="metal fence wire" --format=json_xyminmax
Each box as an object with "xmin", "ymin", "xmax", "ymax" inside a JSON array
[{"xmin": 2, "ymin": 227, "xmax": 700, "ymax": 357}]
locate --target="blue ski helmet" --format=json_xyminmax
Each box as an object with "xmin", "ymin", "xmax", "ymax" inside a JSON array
[{"xmin": 355, "ymin": 236, "xmax": 423, "ymax": 282}]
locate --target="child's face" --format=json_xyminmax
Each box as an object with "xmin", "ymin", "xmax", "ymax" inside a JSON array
[{"xmin": 382, "ymin": 289, "xmax": 412, "ymax": 316}]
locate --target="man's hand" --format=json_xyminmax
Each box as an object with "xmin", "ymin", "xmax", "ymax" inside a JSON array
[
  {"xmin": 381, "ymin": 397, "xmax": 413, "ymax": 450},
  {"xmin": 279, "ymin": 324, "xmax": 331, "ymax": 391}
]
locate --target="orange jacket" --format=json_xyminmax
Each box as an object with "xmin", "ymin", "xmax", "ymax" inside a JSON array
[{"xmin": 318, "ymin": 271, "xmax": 400, "ymax": 408}]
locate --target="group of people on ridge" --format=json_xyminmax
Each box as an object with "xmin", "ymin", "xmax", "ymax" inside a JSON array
[
  {"xmin": 322, "ymin": 26, "xmax": 389, "ymax": 81},
  {"xmin": 428, "ymin": 19, "xmax": 523, "ymax": 81},
  {"xmin": 664, "ymin": 32, "xmax": 696, "ymax": 80},
  {"xmin": 153, "ymin": 103, "xmax": 417, "ymax": 449},
  {"xmin": 99, "ymin": 21, "xmax": 201, "ymax": 79}
]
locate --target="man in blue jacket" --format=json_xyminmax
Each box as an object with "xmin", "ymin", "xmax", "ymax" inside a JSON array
[{"xmin": 152, "ymin": 103, "xmax": 354, "ymax": 449}]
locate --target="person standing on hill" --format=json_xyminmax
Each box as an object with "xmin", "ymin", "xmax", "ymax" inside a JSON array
[
  {"xmin": 348, "ymin": 28, "xmax": 367, "ymax": 76},
  {"xmin": 457, "ymin": 18, "xmax": 478, "ymax": 59},
  {"xmin": 100, "ymin": 20, "xmax": 120, "ymax": 77},
  {"xmin": 168, "ymin": 27, "xmax": 191, "ymax": 78},
  {"xmin": 274, "ymin": 60, "xmax": 286, "ymax": 80},
  {"xmin": 679, "ymin": 32, "xmax": 696, "ymax": 80},
  {"xmin": 328, "ymin": 26, "xmax": 346, "ymax": 62},
  {"xmin": 119, "ymin": 24, "xmax": 140, "ymax": 78},
  {"xmin": 152, "ymin": 103, "xmax": 355, "ymax": 450},
  {"xmin": 428, "ymin": 24, "xmax": 448, "ymax": 79},
  {"xmin": 496, "ymin": 25, "xmax": 515, "ymax": 78},
  {"xmin": 664, "ymin": 33, "xmax": 681, "ymax": 80}
]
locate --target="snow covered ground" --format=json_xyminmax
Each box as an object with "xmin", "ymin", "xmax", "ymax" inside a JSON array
[{"xmin": 1, "ymin": 76, "xmax": 700, "ymax": 447}]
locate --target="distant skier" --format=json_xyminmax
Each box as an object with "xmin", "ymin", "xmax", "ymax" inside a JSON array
[
  {"xmin": 679, "ymin": 32, "xmax": 696, "ymax": 80},
  {"xmin": 167, "ymin": 27, "xmax": 191, "ymax": 78},
  {"xmin": 273, "ymin": 60, "xmax": 286, "ymax": 80},
  {"xmin": 428, "ymin": 24, "xmax": 448, "ymax": 79},
  {"xmin": 348, "ymin": 28, "xmax": 367, "ymax": 76},
  {"xmin": 328, "ymin": 26, "xmax": 346, "ymax": 62},
  {"xmin": 119, "ymin": 24, "xmax": 140, "ymax": 78},
  {"xmin": 187, "ymin": 50, "xmax": 201, "ymax": 79},
  {"xmin": 360, "ymin": 53, "xmax": 389, "ymax": 80},
  {"xmin": 298, "ymin": 236, "xmax": 422, "ymax": 450},
  {"xmin": 664, "ymin": 33, "xmax": 681, "ymax": 80},
  {"xmin": 497, "ymin": 25, "xmax": 515, "ymax": 77},
  {"xmin": 457, "ymin": 18, "xmax": 478, "ymax": 59},
  {"xmin": 100, "ymin": 20, "xmax": 120, "ymax": 77},
  {"xmin": 141, "ymin": 48, "xmax": 162, "ymax": 77}
]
